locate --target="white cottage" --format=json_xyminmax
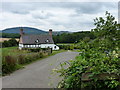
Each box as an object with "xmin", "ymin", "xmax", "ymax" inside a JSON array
[{"xmin": 19, "ymin": 28, "xmax": 59, "ymax": 50}]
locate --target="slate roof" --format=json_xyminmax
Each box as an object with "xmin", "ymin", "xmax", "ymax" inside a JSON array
[{"xmin": 20, "ymin": 34, "xmax": 54, "ymax": 44}]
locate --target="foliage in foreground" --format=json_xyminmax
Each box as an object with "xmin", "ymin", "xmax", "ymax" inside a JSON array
[
  {"xmin": 55, "ymin": 11, "xmax": 120, "ymax": 89},
  {"xmin": 56, "ymin": 48, "xmax": 120, "ymax": 89}
]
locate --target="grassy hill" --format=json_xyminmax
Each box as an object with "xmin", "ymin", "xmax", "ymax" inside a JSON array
[
  {"xmin": 1, "ymin": 27, "xmax": 47, "ymax": 34},
  {"xmin": 0, "ymin": 27, "xmax": 70, "ymax": 35}
]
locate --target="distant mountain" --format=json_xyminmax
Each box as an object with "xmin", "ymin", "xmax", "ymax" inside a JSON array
[
  {"xmin": 1, "ymin": 27, "xmax": 70, "ymax": 35},
  {"xmin": 1, "ymin": 27, "xmax": 47, "ymax": 34}
]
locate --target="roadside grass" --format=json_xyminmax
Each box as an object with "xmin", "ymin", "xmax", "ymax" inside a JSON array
[
  {"xmin": 51, "ymin": 49, "xmax": 66, "ymax": 55},
  {"xmin": 22, "ymin": 49, "xmax": 66, "ymax": 66},
  {"xmin": 2, "ymin": 47, "xmax": 29, "ymax": 56},
  {"xmin": 1, "ymin": 47, "xmax": 66, "ymax": 76}
]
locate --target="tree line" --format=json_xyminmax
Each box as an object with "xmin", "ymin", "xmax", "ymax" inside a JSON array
[
  {"xmin": 1, "ymin": 31, "xmax": 96, "ymax": 44},
  {"xmin": 53, "ymin": 31, "xmax": 96, "ymax": 43},
  {"xmin": 0, "ymin": 33, "xmax": 20, "ymax": 38}
]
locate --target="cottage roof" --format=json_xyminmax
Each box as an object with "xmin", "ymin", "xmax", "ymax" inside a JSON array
[{"xmin": 20, "ymin": 34, "xmax": 54, "ymax": 44}]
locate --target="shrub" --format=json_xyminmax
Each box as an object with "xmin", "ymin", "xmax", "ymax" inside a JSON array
[
  {"xmin": 58, "ymin": 45, "xmax": 74, "ymax": 50},
  {"xmin": 70, "ymin": 45, "xmax": 74, "ymax": 50},
  {"xmin": 17, "ymin": 52, "xmax": 46, "ymax": 65},
  {"xmin": 2, "ymin": 55, "xmax": 17, "ymax": 74},
  {"xmin": 2, "ymin": 49, "xmax": 49, "ymax": 75},
  {"xmin": 18, "ymin": 55, "xmax": 25, "ymax": 64},
  {"xmin": 2, "ymin": 38, "xmax": 18, "ymax": 47},
  {"xmin": 55, "ymin": 12, "xmax": 120, "ymax": 89},
  {"xmin": 29, "ymin": 48, "xmax": 41, "ymax": 52}
]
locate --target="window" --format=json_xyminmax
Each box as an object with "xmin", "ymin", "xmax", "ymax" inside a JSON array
[
  {"xmin": 35, "ymin": 39, "xmax": 39, "ymax": 43},
  {"xmin": 46, "ymin": 39, "xmax": 49, "ymax": 43},
  {"xmin": 36, "ymin": 45, "xmax": 38, "ymax": 47}
]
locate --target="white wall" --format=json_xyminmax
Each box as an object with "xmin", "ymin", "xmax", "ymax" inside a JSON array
[
  {"xmin": 19, "ymin": 44, "xmax": 23, "ymax": 50},
  {"xmin": 19, "ymin": 44, "xmax": 59, "ymax": 50},
  {"xmin": 40, "ymin": 44, "xmax": 59, "ymax": 50}
]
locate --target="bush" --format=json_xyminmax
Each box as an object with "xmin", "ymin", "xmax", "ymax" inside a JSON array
[
  {"xmin": 2, "ymin": 38, "xmax": 18, "ymax": 47},
  {"xmin": 55, "ymin": 12, "xmax": 120, "ymax": 89},
  {"xmin": 9, "ymin": 38, "xmax": 18, "ymax": 46},
  {"xmin": 18, "ymin": 55, "xmax": 25, "ymax": 64},
  {"xmin": 2, "ymin": 55, "xmax": 17, "ymax": 74},
  {"xmin": 17, "ymin": 52, "xmax": 45, "ymax": 65},
  {"xmin": 58, "ymin": 45, "xmax": 74, "ymax": 50},
  {"xmin": 2, "ymin": 41, "xmax": 12, "ymax": 47},
  {"xmin": 56, "ymin": 48, "xmax": 120, "ymax": 89},
  {"xmin": 28, "ymin": 48, "xmax": 41, "ymax": 52},
  {"xmin": 2, "ymin": 49, "xmax": 49, "ymax": 75}
]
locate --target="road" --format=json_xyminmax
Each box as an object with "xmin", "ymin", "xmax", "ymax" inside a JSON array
[{"xmin": 2, "ymin": 51, "xmax": 79, "ymax": 88}]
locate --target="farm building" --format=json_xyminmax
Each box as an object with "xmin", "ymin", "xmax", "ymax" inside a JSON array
[{"xmin": 19, "ymin": 28, "xmax": 59, "ymax": 50}]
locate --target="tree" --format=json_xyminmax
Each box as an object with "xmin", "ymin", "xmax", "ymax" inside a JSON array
[
  {"xmin": 2, "ymin": 38, "xmax": 18, "ymax": 47},
  {"xmin": 91, "ymin": 11, "xmax": 120, "ymax": 50},
  {"xmin": 92, "ymin": 11, "xmax": 119, "ymax": 40},
  {"xmin": 8, "ymin": 38, "xmax": 18, "ymax": 46},
  {"xmin": 55, "ymin": 11, "xmax": 120, "ymax": 89},
  {"xmin": 53, "ymin": 31, "xmax": 95, "ymax": 43},
  {"xmin": 2, "ymin": 41, "xmax": 12, "ymax": 47}
]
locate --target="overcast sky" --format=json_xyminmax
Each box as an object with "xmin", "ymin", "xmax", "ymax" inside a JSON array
[{"xmin": 0, "ymin": 2, "xmax": 118, "ymax": 32}]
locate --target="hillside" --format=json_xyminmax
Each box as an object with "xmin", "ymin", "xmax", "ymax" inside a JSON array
[
  {"xmin": 1, "ymin": 27, "xmax": 47, "ymax": 34},
  {"xmin": 1, "ymin": 27, "xmax": 70, "ymax": 35}
]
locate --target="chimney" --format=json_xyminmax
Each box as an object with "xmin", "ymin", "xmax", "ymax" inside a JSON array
[
  {"xmin": 20, "ymin": 28, "xmax": 24, "ymax": 36},
  {"xmin": 49, "ymin": 29, "xmax": 52, "ymax": 37}
]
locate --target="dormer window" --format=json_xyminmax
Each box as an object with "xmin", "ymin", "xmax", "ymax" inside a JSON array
[
  {"xmin": 46, "ymin": 39, "xmax": 49, "ymax": 43},
  {"xmin": 35, "ymin": 39, "xmax": 39, "ymax": 43}
]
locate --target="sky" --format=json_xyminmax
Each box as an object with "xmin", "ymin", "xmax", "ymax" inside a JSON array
[{"xmin": 0, "ymin": 1, "xmax": 119, "ymax": 32}]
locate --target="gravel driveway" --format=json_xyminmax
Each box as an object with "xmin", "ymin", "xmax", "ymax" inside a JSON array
[{"xmin": 2, "ymin": 51, "xmax": 79, "ymax": 88}]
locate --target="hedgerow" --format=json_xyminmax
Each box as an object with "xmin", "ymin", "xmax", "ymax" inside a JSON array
[{"xmin": 2, "ymin": 48, "xmax": 49, "ymax": 75}]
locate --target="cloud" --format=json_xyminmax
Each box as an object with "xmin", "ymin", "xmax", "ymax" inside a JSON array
[
  {"xmin": 2, "ymin": 2, "xmax": 117, "ymax": 15},
  {"xmin": 2, "ymin": 0, "xmax": 120, "ymax": 2},
  {"xmin": 0, "ymin": 2, "xmax": 118, "ymax": 31},
  {"xmin": 31, "ymin": 10, "xmax": 53, "ymax": 19}
]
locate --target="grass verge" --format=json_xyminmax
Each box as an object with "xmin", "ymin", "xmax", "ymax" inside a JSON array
[{"xmin": 2, "ymin": 47, "xmax": 66, "ymax": 76}]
